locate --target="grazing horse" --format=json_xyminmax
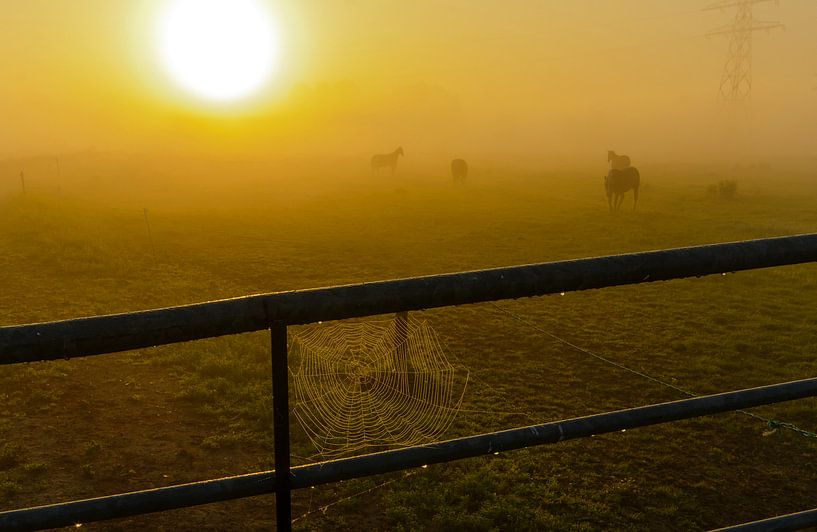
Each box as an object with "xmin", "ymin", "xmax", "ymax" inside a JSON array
[
  {"xmin": 450, "ymin": 158, "xmax": 468, "ymax": 183},
  {"xmin": 371, "ymin": 147, "xmax": 404, "ymax": 174},
  {"xmin": 607, "ymin": 150, "xmax": 631, "ymax": 171},
  {"xmin": 605, "ymin": 167, "xmax": 640, "ymax": 211}
]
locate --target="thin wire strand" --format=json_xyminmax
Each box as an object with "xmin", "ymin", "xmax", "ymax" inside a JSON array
[
  {"xmin": 489, "ymin": 302, "xmax": 697, "ymax": 397},
  {"xmin": 291, "ymin": 470, "xmax": 420, "ymax": 525},
  {"xmin": 488, "ymin": 302, "xmax": 817, "ymax": 440}
]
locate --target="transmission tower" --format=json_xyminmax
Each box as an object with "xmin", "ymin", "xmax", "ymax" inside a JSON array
[{"xmin": 704, "ymin": 0, "xmax": 783, "ymax": 102}]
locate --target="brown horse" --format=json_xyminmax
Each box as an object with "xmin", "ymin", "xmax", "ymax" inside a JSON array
[
  {"xmin": 450, "ymin": 158, "xmax": 468, "ymax": 183},
  {"xmin": 607, "ymin": 150, "xmax": 631, "ymax": 171},
  {"xmin": 371, "ymin": 147, "xmax": 404, "ymax": 174},
  {"xmin": 605, "ymin": 167, "xmax": 640, "ymax": 211}
]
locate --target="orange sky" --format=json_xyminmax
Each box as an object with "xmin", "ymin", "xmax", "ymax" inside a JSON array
[{"xmin": 1, "ymin": 1, "xmax": 816, "ymax": 163}]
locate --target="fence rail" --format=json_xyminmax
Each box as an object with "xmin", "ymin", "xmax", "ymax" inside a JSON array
[
  {"xmin": 3, "ymin": 377, "xmax": 817, "ymax": 531},
  {"xmin": 713, "ymin": 508, "xmax": 817, "ymax": 531},
  {"xmin": 3, "ymin": 233, "xmax": 817, "ymax": 364},
  {"xmin": 2, "ymin": 233, "xmax": 817, "ymax": 530}
]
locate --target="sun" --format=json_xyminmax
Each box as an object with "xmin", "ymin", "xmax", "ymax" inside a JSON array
[{"xmin": 156, "ymin": 0, "xmax": 279, "ymax": 103}]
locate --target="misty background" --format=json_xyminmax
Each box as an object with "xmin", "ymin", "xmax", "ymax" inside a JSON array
[{"xmin": 1, "ymin": 0, "xmax": 815, "ymax": 169}]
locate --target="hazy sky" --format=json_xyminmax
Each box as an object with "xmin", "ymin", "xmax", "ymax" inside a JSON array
[{"xmin": 1, "ymin": 1, "xmax": 815, "ymax": 162}]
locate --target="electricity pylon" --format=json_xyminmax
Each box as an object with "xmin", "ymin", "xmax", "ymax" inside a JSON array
[{"xmin": 704, "ymin": 0, "xmax": 783, "ymax": 102}]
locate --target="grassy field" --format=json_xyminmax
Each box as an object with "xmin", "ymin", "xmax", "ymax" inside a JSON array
[{"xmin": 1, "ymin": 157, "xmax": 817, "ymax": 530}]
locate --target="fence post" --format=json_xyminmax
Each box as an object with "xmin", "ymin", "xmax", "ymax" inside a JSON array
[
  {"xmin": 395, "ymin": 312, "xmax": 412, "ymax": 389},
  {"xmin": 395, "ymin": 311, "xmax": 408, "ymax": 358},
  {"xmin": 270, "ymin": 321, "xmax": 291, "ymax": 531}
]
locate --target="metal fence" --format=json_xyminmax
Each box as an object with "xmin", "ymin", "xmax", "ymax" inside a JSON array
[{"xmin": 2, "ymin": 234, "xmax": 817, "ymax": 531}]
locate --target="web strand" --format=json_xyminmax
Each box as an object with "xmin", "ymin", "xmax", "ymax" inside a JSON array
[{"xmin": 291, "ymin": 315, "xmax": 469, "ymax": 457}]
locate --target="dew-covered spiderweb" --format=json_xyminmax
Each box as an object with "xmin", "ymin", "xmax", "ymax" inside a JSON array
[{"xmin": 290, "ymin": 313, "xmax": 469, "ymax": 457}]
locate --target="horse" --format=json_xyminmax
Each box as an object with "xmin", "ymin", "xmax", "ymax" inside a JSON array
[
  {"xmin": 450, "ymin": 158, "xmax": 468, "ymax": 183},
  {"xmin": 607, "ymin": 150, "xmax": 631, "ymax": 171},
  {"xmin": 371, "ymin": 147, "xmax": 404, "ymax": 174},
  {"xmin": 605, "ymin": 167, "xmax": 640, "ymax": 211}
]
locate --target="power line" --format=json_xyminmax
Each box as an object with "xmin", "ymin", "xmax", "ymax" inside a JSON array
[{"xmin": 704, "ymin": 0, "xmax": 783, "ymax": 102}]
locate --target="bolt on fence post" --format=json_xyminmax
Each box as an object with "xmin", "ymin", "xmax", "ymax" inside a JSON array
[{"xmin": 270, "ymin": 321, "xmax": 292, "ymax": 531}]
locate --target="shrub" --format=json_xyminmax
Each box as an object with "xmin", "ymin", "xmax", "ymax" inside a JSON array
[
  {"xmin": 708, "ymin": 179, "xmax": 738, "ymax": 199},
  {"xmin": 719, "ymin": 180, "xmax": 737, "ymax": 198}
]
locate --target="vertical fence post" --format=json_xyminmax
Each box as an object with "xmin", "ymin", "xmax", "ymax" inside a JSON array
[
  {"xmin": 270, "ymin": 321, "xmax": 292, "ymax": 531},
  {"xmin": 395, "ymin": 311, "xmax": 408, "ymax": 358},
  {"xmin": 395, "ymin": 312, "xmax": 411, "ymax": 387}
]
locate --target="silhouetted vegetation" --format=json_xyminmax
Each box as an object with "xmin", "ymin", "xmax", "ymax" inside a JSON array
[{"xmin": 708, "ymin": 179, "xmax": 739, "ymax": 200}]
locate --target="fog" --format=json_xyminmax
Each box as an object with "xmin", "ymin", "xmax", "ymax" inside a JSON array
[
  {"xmin": 4, "ymin": 4, "xmax": 817, "ymax": 529},
  {"xmin": 1, "ymin": 1, "xmax": 816, "ymax": 169}
]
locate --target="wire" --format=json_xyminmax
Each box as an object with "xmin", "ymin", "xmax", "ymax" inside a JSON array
[
  {"xmin": 291, "ymin": 470, "xmax": 420, "ymax": 525},
  {"xmin": 488, "ymin": 302, "xmax": 816, "ymax": 440}
]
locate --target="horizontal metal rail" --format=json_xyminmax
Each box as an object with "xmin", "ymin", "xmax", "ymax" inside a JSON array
[
  {"xmin": 3, "ymin": 376, "xmax": 816, "ymax": 531},
  {"xmin": 2, "ymin": 232, "xmax": 817, "ymax": 364},
  {"xmin": 712, "ymin": 508, "xmax": 817, "ymax": 531},
  {"xmin": 0, "ymin": 471, "xmax": 275, "ymax": 532}
]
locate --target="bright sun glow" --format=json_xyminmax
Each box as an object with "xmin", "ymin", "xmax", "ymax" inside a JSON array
[{"xmin": 156, "ymin": 0, "xmax": 278, "ymax": 103}]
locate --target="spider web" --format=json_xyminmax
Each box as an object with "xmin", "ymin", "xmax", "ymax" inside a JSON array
[{"xmin": 290, "ymin": 314, "xmax": 469, "ymax": 457}]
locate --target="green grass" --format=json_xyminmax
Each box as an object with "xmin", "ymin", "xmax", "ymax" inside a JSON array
[
  {"xmin": 0, "ymin": 444, "xmax": 23, "ymax": 471},
  {"xmin": 1, "ymin": 162, "xmax": 817, "ymax": 529}
]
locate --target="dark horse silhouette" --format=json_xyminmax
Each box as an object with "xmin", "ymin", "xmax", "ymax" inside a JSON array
[
  {"xmin": 371, "ymin": 147, "xmax": 404, "ymax": 174},
  {"xmin": 605, "ymin": 167, "xmax": 640, "ymax": 211},
  {"xmin": 607, "ymin": 150, "xmax": 631, "ymax": 171},
  {"xmin": 450, "ymin": 158, "xmax": 468, "ymax": 183}
]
